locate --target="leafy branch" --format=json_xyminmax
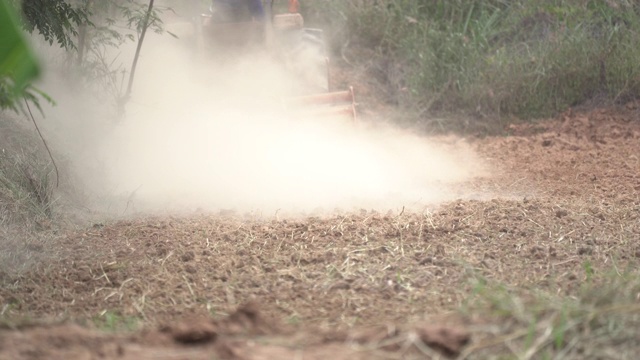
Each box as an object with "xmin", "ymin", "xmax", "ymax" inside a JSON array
[{"xmin": 19, "ymin": 0, "xmax": 90, "ymax": 50}]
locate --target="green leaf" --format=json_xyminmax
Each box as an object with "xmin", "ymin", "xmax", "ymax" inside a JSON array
[{"xmin": 0, "ymin": 0, "xmax": 41, "ymax": 92}]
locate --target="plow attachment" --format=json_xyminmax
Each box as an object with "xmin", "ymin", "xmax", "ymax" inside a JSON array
[{"xmin": 283, "ymin": 86, "xmax": 357, "ymax": 122}]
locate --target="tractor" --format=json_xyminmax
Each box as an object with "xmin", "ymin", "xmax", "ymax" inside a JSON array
[{"xmin": 196, "ymin": 0, "xmax": 357, "ymax": 121}]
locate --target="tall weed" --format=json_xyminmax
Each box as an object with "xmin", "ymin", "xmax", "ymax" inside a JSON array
[
  {"xmin": 0, "ymin": 121, "xmax": 55, "ymax": 227},
  {"xmin": 306, "ymin": 0, "xmax": 640, "ymax": 125}
]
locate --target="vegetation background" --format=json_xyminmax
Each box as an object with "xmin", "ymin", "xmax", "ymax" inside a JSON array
[
  {"xmin": 304, "ymin": 0, "xmax": 640, "ymax": 130},
  {"xmin": 1, "ymin": 0, "xmax": 170, "ymax": 234},
  {"xmin": 0, "ymin": 2, "xmax": 639, "ymax": 358},
  {"xmin": 1, "ymin": 0, "xmax": 639, "ymax": 240},
  {"xmin": 5, "ymin": 1, "xmax": 640, "ymax": 121},
  {"xmin": 2, "ymin": 0, "xmax": 640, "ymax": 256}
]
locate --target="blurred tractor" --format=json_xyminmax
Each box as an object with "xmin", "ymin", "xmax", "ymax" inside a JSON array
[{"xmin": 197, "ymin": 0, "xmax": 357, "ymax": 121}]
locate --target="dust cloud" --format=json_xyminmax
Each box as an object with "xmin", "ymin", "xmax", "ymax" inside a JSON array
[{"xmin": 35, "ymin": 18, "xmax": 489, "ymax": 217}]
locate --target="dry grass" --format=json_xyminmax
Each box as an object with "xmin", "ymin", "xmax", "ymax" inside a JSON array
[
  {"xmin": 461, "ymin": 270, "xmax": 640, "ymax": 359},
  {"xmin": 1, "ymin": 106, "xmax": 639, "ymax": 358},
  {"xmin": 0, "ymin": 116, "xmax": 61, "ymax": 277},
  {"xmin": 1, "ymin": 193, "xmax": 636, "ymax": 324},
  {"xmin": 1, "ymin": 199, "xmax": 637, "ymax": 357}
]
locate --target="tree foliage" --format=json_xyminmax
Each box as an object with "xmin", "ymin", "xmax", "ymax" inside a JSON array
[
  {"xmin": 1, "ymin": 0, "xmax": 92, "ymax": 112},
  {"xmin": 1, "ymin": 0, "xmax": 174, "ymax": 114},
  {"xmin": 19, "ymin": 0, "xmax": 89, "ymax": 50}
]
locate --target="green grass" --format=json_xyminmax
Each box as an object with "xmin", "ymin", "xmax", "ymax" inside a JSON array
[
  {"xmin": 459, "ymin": 266, "xmax": 640, "ymax": 359},
  {"xmin": 305, "ymin": 0, "xmax": 640, "ymax": 128},
  {"xmin": 91, "ymin": 310, "xmax": 141, "ymax": 333}
]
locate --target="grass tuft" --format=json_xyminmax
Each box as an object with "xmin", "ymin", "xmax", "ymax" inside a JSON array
[
  {"xmin": 0, "ymin": 119, "xmax": 56, "ymax": 227},
  {"xmin": 461, "ymin": 268, "xmax": 640, "ymax": 359},
  {"xmin": 91, "ymin": 310, "xmax": 141, "ymax": 333}
]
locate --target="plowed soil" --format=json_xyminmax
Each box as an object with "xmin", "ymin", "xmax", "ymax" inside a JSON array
[{"xmin": 1, "ymin": 105, "xmax": 639, "ymax": 359}]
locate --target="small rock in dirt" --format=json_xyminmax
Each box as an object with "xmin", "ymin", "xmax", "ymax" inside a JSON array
[
  {"xmin": 329, "ymin": 281, "xmax": 350, "ymax": 291},
  {"xmin": 166, "ymin": 320, "xmax": 217, "ymax": 344},
  {"xmin": 350, "ymin": 325, "xmax": 401, "ymax": 351},
  {"xmin": 35, "ymin": 219, "xmax": 52, "ymax": 230},
  {"xmin": 530, "ymin": 246, "xmax": 545, "ymax": 258},
  {"xmin": 181, "ymin": 251, "xmax": 195, "ymax": 262},
  {"xmin": 184, "ymin": 264, "xmax": 197, "ymax": 274},
  {"xmin": 155, "ymin": 246, "xmax": 168, "ymax": 257},
  {"xmin": 26, "ymin": 243, "xmax": 44, "ymax": 252},
  {"xmin": 323, "ymin": 330, "xmax": 349, "ymax": 342},
  {"xmin": 555, "ymin": 210, "xmax": 569, "ymax": 218},
  {"xmin": 224, "ymin": 301, "xmax": 273, "ymax": 335},
  {"xmin": 414, "ymin": 324, "xmax": 470, "ymax": 356},
  {"xmin": 577, "ymin": 247, "xmax": 593, "ymax": 255}
]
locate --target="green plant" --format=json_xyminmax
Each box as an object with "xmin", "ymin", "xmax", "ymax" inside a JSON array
[
  {"xmin": 0, "ymin": 0, "xmax": 42, "ymax": 111},
  {"xmin": 92, "ymin": 310, "xmax": 140, "ymax": 332},
  {"xmin": 0, "ymin": 141, "xmax": 56, "ymax": 222},
  {"xmin": 71, "ymin": 0, "xmax": 175, "ymax": 114},
  {"xmin": 0, "ymin": 1, "xmax": 59, "ymax": 228},
  {"xmin": 306, "ymin": 0, "xmax": 640, "ymax": 129},
  {"xmin": 19, "ymin": 0, "xmax": 89, "ymax": 50},
  {"xmin": 460, "ymin": 269, "xmax": 640, "ymax": 358}
]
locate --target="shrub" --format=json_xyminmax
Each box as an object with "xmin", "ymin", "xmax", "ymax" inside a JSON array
[
  {"xmin": 305, "ymin": 0, "xmax": 640, "ymax": 124},
  {"xmin": 0, "ymin": 121, "xmax": 55, "ymax": 226}
]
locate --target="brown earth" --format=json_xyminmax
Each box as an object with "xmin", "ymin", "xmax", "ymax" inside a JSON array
[{"xmin": 1, "ymin": 105, "xmax": 639, "ymax": 359}]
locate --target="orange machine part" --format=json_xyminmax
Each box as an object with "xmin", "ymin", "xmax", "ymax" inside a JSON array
[
  {"xmin": 287, "ymin": 89, "xmax": 354, "ymax": 107},
  {"xmin": 289, "ymin": 0, "xmax": 300, "ymax": 13}
]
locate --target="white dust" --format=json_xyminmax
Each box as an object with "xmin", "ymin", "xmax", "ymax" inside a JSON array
[{"xmin": 35, "ymin": 18, "xmax": 490, "ymax": 217}]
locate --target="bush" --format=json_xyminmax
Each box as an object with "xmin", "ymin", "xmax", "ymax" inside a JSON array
[
  {"xmin": 306, "ymin": 0, "xmax": 640, "ymax": 124},
  {"xmin": 0, "ymin": 120, "xmax": 55, "ymax": 227}
]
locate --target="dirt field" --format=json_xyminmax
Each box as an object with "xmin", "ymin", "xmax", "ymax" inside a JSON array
[{"xmin": 1, "ymin": 105, "xmax": 639, "ymax": 359}]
